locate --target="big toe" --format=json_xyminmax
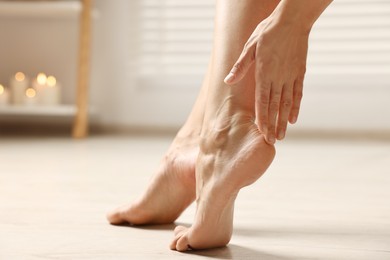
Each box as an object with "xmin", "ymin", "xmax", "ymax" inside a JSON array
[
  {"xmin": 170, "ymin": 225, "xmax": 191, "ymax": 251},
  {"xmin": 106, "ymin": 208, "xmax": 125, "ymax": 225}
]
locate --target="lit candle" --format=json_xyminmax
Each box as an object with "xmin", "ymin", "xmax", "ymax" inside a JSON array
[
  {"xmin": 0, "ymin": 84, "xmax": 10, "ymax": 106},
  {"xmin": 32, "ymin": 72, "xmax": 47, "ymax": 104},
  {"xmin": 23, "ymin": 87, "xmax": 38, "ymax": 106},
  {"xmin": 33, "ymin": 73, "xmax": 47, "ymax": 90},
  {"xmin": 10, "ymin": 72, "xmax": 29, "ymax": 105},
  {"xmin": 40, "ymin": 75, "xmax": 61, "ymax": 105}
]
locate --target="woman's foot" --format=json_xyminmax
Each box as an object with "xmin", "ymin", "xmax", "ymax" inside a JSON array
[
  {"xmin": 106, "ymin": 58, "xmax": 212, "ymax": 226},
  {"xmin": 106, "ymin": 132, "xmax": 199, "ymax": 225},
  {"xmin": 170, "ymin": 103, "xmax": 275, "ymax": 251}
]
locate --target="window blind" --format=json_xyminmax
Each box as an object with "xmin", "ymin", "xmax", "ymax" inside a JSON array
[
  {"xmin": 308, "ymin": 0, "xmax": 390, "ymax": 75},
  {"xmin": 128, "ymin": 0, "xmax": 214, "ymax": 88},
  {"xmin": 129, "ymin": 0, "xmax": 390, "ymax": 89}
]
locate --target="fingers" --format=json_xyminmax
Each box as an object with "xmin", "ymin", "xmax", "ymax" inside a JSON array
[
  {"xmin": 224, "ymin": 44, "xmax": 256, "ymax": 85},
  {"xmin": 289, "ymin": 78, "xmax": 304, "ymax": 124},
  {"xmin": 255, "ymin": 79, "xmax": 271, "ymax": 135},
  {"xmin": 276, "ymin": 84, "xmax": 293, "ymax": 140},
  {"xmin": 256, "ymin": 80, "xmax": 295, "ymax": 143},
  {"xmin": 266, "ymin": 85, "xmax": 282, "ymax": 144}
]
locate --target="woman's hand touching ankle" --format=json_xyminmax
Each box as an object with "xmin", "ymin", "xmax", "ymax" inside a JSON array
[{"xmin": 224, "ymin": 0, "xmax": 333, "ymax": 144}]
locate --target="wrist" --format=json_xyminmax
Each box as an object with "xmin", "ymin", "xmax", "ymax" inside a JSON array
[
  {"xmin": 268, "ymin": 0, "xmax": 333, "ymax": 35},
  {"xmin": 268, "ymin": 3, "xmax": 313, "ymax": 36}
]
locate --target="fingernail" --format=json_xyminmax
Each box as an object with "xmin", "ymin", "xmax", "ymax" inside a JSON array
[
  {"xmin": 268, "ymin": 136, "xmax": 275, "ymax": 144},
  {"xmin": 278, "ymin": 130, "xmax": 285, "ymax": 140},
  {"xmin": 224, "ymin": 73, "xmax": 234, "ymax": 84},
  {"xmin": 291, "ymin": 116, "xmax": 297, "ymax": 124}
]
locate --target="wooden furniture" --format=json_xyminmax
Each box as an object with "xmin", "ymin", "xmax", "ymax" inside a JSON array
[
  {"xmin": 73, "ymin": 0, "xmax": 92, "ymax": 138},
  {"xmin": 0, "ymin": 0, "xmax": 93, "ymax": 138}
]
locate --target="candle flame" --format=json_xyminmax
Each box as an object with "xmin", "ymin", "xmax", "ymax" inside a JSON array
[
  {"xmin": 26, "ymin": 88, "xmax": 36, "ymax": 98},
  {"xmin": 15, "ymin": 72, "xmax": 25, "ymax": 82},
  {"xmin": 37, "ymin": 73, "xmax": 47, "ymax": 85},
  {"xmin": 47, "ymin": 76, "xmax": 56, "ymax": 87},
  {"xmin": 0, "ymin": 84, "xmax": 4, "ymax": 94}
]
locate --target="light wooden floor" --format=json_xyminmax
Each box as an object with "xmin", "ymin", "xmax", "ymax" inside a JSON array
[{"xmin": 1, "ymin": 135, "xmax": 389, "ymax": 260}]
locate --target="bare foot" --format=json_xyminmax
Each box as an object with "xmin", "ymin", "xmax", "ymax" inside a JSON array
[
  {"xmin": 107, "ymin": 49, "xmax": 211, "ymax": 225},
  {"xmin": 106, "ymin": 133, "xmax": 198, "ymax": 225},
  {"xmin": 170, "ymin": 105, "xmax": 275, "ymax": 251}
]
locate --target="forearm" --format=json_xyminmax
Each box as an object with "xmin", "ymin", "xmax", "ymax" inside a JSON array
[{"xmin": 269, "ymin": 0, "xmax": 333, "ymax": 33}]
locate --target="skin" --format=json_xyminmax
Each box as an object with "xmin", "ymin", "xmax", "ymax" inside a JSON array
[
  {"xmin": 106, "ymin": 60, "xmax": 212, "ymax": 225},
  {"xmin": 108, "ymin": 0, "xmax": 332, "ymax": 251},
  {"xmin": 106, "ymin": 0, "xmax": 279, "ymax": 229},
  {"xmin": 170, "ymin": 0, "xmax": 279, "ymax": 250},
  {"xmin": 225, "ymin": 0, "xmax": 333, "ymax": 144}
]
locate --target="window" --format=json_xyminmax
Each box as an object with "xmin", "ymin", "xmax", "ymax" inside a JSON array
[
  {"xmin": 129, "ymin": 0, "xmax": 214, "ymax": 89},
  {"xmin": 125, "ymin": 0, "xmax": 390, "ymax": 129}
]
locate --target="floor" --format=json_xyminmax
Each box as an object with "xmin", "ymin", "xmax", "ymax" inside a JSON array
[{"xmin": 0, "ymin": 134, "xmax": 389, "ymax": 260}]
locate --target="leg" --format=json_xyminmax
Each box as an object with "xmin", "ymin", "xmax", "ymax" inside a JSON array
[
  {"xmin": 106, "ymin": 61, "xmax": 212, "ymax": 225},
  {"xmin": 170, "ymin": 0, "xmax": 279, "ymax": 250}
]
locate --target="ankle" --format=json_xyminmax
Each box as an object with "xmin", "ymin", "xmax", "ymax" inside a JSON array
[
  {"xmin": 203, "ymin": 94, "xmax": 254, "ymax": 129},
  {"xmin": 200, "ymin": 109, "xmax": 254, "ymax": 153}
]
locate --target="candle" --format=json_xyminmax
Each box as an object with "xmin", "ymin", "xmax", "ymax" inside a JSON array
[
  {"xmin": 32, "ymin": 73, "xmax": 47, "ymax": 104},
  {"xmin": 23, "ymin": 87, "xmax": 38, "ymax": 106},
  {"xmin": 33, "ymin": 73, "xmax": 47, "ymax": 90},
  {"xmin": 0, "ymin": 84, "xmax": 10, "ymax": 106},
  {"xmin": 10, "ymin": 72, "xmax": 29, "ymax": 105},
  {"xmin": 40, "ymin": 75, "xmax": 61, "ymax": 105}
]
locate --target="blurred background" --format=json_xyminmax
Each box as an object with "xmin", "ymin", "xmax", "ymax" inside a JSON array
[{"xmin": 0, "ymin": 0, "xmax": 389, "ymax": 136}]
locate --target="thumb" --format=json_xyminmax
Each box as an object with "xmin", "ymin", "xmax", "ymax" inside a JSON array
[{"xmin": 224, "ymin": 47, "xmax": 255, "ymax": 85}]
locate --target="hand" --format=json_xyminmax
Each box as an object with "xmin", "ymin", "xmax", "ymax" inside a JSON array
[{"xmin": 224, "ymin": 17, "xmax": 309, "ymax": 144}]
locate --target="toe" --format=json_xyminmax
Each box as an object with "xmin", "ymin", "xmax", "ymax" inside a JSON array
[
  {"xmin": 170, "ymin": 225, "xmax": 189, "ymax": 251},
  {"xmin": 176, "ymin": 233, "xmax": 190, "ymax": 252},
  {"xmin": 106, "ymin": 208, "xmax": 124, "ymax": 225},
  {"xmin": 106, "ymin": 204, "xmax": 134, "ymax": 225},
  {"xmin": 169, "ymin": 234, "xmax": 180, "ymax": 250},
  {"xmin": 174, "ymin": 225, "xmax": 187, "ymax": 235}
]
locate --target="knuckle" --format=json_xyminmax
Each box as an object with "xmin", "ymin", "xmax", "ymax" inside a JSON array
[
  {"xmin": 233, "ymin": 62, "xmax": 244, "ymax": 73},
  {"xmin": 259, "ymin": 87, "xmax": 270, "ymax": 95},
  {"xmin": 272, "ymin": 90, "xmax": 282, "ymax": 100},
  {"xmin": 281, "ymin": 99, "xmax": 292, "ymax": 108},
  {"xmin": 269, "ymin": 100, "xmax": 279, "ymax": 109},
  {"xmin": 258, "ymin": 95, "xmax": 269, "ymax": 105},
  {"xmin": 270, "ymin": 100, "xmax": 280, "ymax": 107}
]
